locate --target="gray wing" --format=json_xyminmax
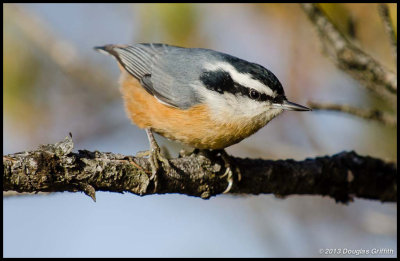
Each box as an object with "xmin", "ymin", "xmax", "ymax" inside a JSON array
[{"xmin": 95, "ymin": 43, "xmax": 203, "ymax": 109}]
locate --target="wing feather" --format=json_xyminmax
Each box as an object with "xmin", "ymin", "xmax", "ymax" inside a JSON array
[{"xmin": 95, "ymin": 43, "xmax": 201, "ymax": 109}]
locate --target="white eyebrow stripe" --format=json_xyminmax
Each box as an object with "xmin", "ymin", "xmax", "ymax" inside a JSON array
[{"xmin": 203, "ymin": 62, "xmax": 274, "ymax": 96}]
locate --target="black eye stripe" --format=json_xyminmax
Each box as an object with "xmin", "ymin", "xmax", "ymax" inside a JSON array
[
  {"xmin": 200, "ymin": 70, "xmax": 276, "ymax": 102},
  {"xmin": 260, "ymin": 93, "xmax": 272, "ymax": 102},
  {"xmin": 234, "ymin": 83, "xmax": 273, "ymax": 102},
  {"xmin": 200, "ymin": 70, "xmax": 235, "ymax": 94}
]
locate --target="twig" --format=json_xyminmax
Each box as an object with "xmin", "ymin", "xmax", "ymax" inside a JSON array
[
  {"xmin": 308, "ymin": 101, "xmax": 397, "ymax": 127},
  {"xmin": 378, "ymin": 3, "xmax": 397, "ymax": 61},
  {"xmin": 3, "ymin": 134, "xmax": 397, "ymax": 203},
  {"xmin": 301, "ymin": 3, "xmax": 397, "ymax": 103}
]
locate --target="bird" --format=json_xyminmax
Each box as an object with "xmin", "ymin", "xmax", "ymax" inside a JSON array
[{"xmin": 94, "ymin": 43, "xmax": 310, "ymax": 192}]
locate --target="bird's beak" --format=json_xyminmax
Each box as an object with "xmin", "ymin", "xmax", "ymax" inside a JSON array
[{"xmin": 272, "ymin": 100, "xmax": 311, "ymax": 111}]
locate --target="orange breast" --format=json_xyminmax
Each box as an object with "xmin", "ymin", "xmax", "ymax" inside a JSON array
[{"xmin": 119, "ymin": 72, "xmax": 266, "ymax": 149}]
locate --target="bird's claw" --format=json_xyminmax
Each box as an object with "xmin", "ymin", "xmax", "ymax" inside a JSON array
[
  {"xmin": 204, "ymin": 149, "xmax": 240, "ymax": 194},
  {"xmin": 220, "ymin": 167, "xmax": 234, "ymax": 193}
]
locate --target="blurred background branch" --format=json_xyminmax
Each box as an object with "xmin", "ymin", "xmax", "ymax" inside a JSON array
[
  {"xmin": 302, "ymin": 3, "xmax": 397, "ymax": 137},
  {"xmin": 308, "ymin": 102, "xmax": 397, "ymax": 127},
  {"xmin": 6, "ymin": 4, "xmax": 116, "ymax": 100},
  {"xmin": 4, "ymin": 4, "xmax": 130, "ymax": 147},
  {"xmin": 302, "ymin": 3, "xmax": 397, "ymax": 105},
  {"xmin": 378, "ymin": 3, "xmax": 397, "ymax": 62}
]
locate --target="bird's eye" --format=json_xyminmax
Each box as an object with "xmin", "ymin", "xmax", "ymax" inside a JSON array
[{"xmin": 249, "ymin": 89, "xmax": 260, "ymax": 100}]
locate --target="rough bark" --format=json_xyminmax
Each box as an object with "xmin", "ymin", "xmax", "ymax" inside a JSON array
[{"xmin": 3, "ymin": 134, "xmax": 397, "ymax": 203}]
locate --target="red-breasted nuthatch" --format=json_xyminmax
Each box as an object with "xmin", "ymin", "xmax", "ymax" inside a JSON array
[{"xmin": 94, "ymin": 43, "xmax": 310, "ymax": 192}]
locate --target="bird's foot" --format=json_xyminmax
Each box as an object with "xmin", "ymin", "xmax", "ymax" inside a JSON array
[
  {"xmin": 196, "ymin": 149, "xmax": 241, "ymax": 194},
  {"xmin": 143, "ymin": 129, "xmax": 171, "ymax": 192}
]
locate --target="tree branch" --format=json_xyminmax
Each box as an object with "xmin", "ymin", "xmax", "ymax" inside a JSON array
[
  {"xmin": 308, "ymin": 101, "xmax": 397, "ymax": 127},
  {"xmin": 301, "ymin": 3, "xmax": 397, "ymax": 104},
  {"xmin": 3, "ymin": 134, "xmax": 397, "ymax": 203},
  {"xmin": 378, "ymin": 3, "xmax": 397, "ymax": 61}
]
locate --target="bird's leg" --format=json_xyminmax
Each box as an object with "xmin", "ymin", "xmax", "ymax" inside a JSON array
[{"xmin": 143, "ymin": 128, "xmax": 170, "ymax": 190}]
